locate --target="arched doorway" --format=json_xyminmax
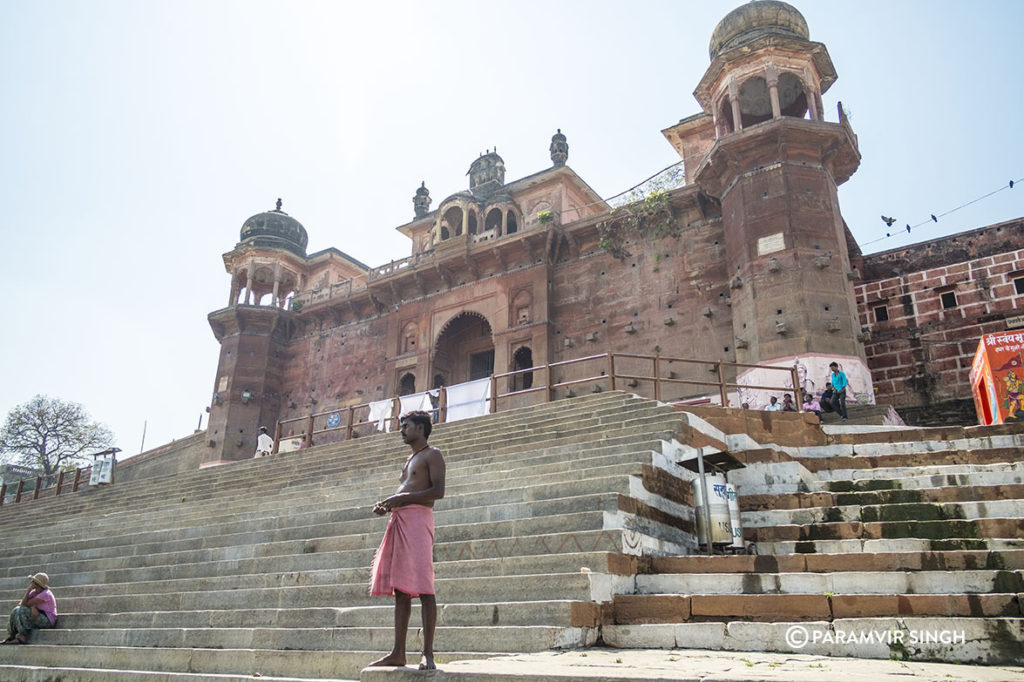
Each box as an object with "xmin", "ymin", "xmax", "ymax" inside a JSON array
[
  {"xmin": 510, "ymin": 346, "xmax": 534, "ymax": 391},
  {"xmin": 433, "ymin": 312, "xmax": 494, "ymax": 386}
]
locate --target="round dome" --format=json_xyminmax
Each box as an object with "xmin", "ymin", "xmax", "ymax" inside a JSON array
[
  {"xmin": 239, "ymin": 201, "xmax": 308, "ymax": 257},
  {"xmin": 709, "ymin": 1, "xmax": 809, "ymax": 60}
]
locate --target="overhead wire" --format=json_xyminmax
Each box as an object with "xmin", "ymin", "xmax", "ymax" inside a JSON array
[{"xmin": 861, "ymin": 177, "xmax": 1021, "ymax": 247}]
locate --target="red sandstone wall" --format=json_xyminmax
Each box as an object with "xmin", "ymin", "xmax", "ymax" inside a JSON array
[{"xmin": 857, "ymin": 219, "xmax": 1024, "ymax": 418}]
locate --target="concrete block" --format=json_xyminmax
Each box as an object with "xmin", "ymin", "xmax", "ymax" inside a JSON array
[{"xmin": 601, "ymin": 623, "xmax": 676, "ymax": 648}]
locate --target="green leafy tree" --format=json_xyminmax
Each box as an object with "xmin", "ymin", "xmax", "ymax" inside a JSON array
[{"xmin": 0, "ymin": 395, "xmax": 115, "ymax": 476}]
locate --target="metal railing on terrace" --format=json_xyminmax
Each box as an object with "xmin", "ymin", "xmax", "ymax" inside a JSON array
[{"xmin": 274, "ymin": 352, "xmax": 804, "ymax": 451}]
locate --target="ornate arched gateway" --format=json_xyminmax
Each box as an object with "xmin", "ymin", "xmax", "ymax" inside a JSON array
[{"xmin": 432, "ymin": 312, "xmax": 494, "ymax": 387}]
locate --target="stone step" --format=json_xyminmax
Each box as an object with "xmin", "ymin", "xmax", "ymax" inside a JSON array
[
  {"xmin": 602, "ymin": 617, "xmax": 1024, "ymax": 666},
  {"xmin": 754, "ymin": 537, "xmax": 1024, "ymax": 555},
  {"xmin": 614, "ymin": 592, "xmax": 1022, "ymax": 622},
  {"xmin": 745, "ymin": 517, "xmax": 1024, "ymax": 543},
  {"xmin": 0, "ymin": 436, "xmax": 677, "ymax": 545},
  {"xmin": 0, "ymin": 666, "xmax": 357, "ymax": 682},
  {"xmin": 1, "ymin": 501, "xmax": 624, "ymax": 576},
  {"xmin": 1, "ymin": 526, "xmax": 630, "ymax": 590},
  {"xmin": 59, "ymin": 600, "xmax": 594, "ymax": 630},
  {"xmin": 0, "ymin": 394, "xmax": 660, "ymax": 525},
  {"xmin": 645, "ymin": 550, "xmax": 1024, "ymax": 574},
  {"xmin": 742, "ymin": 499, "xmax": 1024, "ymax": 528},
  {"xmin": 635, "ymin": 569, "xmax": 1024, "ymax": 596},
  {"xmin": 358, "ymin": 647, "xmax": 1024, "ymax": 682},
  {"xmin": 0, "ymin": 644, "xmax": 490, "ymax": 680},
  {"xmin": 31, "ymin": 624, "xmax": 595, "ymax": 653},
  {"xmin": 810, "ymin": 462, "xmax": 1024, "ymax": 485},
  {"xmin": 0, "ymin": 457, "xmax": 664, "ymax": 563},
  {"xmin": 57, "ymin": 572, "xmax": 603, "ymax": 613},
  {"xmin": 741, "ymin": 482, "xmax": 1024, "ymax": 512},
  {"xmin": 796, "ymin": 450, "xmax": 1024, "ymax": 476},
  {"xmin": 0, "ymin": 551, "xmax": 628, "ymax": 603}
]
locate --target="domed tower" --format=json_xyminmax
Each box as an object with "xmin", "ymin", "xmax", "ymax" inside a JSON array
[
  {"xmin": 205, "ymin": 199, "xmax": 308, "ymax": 466},
  {"xmin": 468, "ymin": 150, "xmax": 505, "ymax": 196},
  {"xmin": 687, "ymin": 1, "xmax": 870, "ymax": 401}
]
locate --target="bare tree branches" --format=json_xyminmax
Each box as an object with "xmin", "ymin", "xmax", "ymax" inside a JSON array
[{"xmin": 1, "ymin": 396, "xmax": 115, "ymax": 476}]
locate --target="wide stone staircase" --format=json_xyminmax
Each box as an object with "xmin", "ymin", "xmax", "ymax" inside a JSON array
[
  {"xmin": 0, "ymin": 392, "xmax": 707, "ymax": 681},
  {"xmin": 1, "ymin": 393, "xmax": 1022, "ymax": 681},
  {"xmin": 607, "ymin": 412, "xmax": 1024, "ymax": 667}
]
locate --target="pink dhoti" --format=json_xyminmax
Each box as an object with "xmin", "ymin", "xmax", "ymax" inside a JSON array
[{"xmin": 370, "ymin": 504, "xmax": 435, "ymax": 597}]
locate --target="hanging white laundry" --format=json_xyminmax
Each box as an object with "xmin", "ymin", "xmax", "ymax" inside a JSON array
[
  {"xmin": 399, "ymin": 391, "xmax": 434, "ymax": 415},
  {"xmin": 445, "ymin": 377, "xmax": 491, "ymax": 422},
  {"xmin": 368, "ymin": 399, "xmax": 394, "ymax": 432}
]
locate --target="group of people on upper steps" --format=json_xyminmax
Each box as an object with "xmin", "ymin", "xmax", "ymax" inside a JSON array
[{"xmin": 746, "ymin": 361, "xmax": 850, "ymax": 421}]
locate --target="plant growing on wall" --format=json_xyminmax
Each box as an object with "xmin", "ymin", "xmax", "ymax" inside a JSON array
[{"xmin": 597, "ymin": 189, "xmax": 677, "ymax": 260}]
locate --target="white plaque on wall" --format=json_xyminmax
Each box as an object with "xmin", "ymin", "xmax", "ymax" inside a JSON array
[{"xmin": 757, "ymin": 232, "xmax": 785, "ymax": 256}]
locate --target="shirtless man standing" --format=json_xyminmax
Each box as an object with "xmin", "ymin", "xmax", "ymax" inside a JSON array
[{"xmin": 368, "ymin": 410, "xmax": 446, "ymax": 670}]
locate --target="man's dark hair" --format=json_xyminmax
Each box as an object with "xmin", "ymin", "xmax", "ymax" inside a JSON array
[
  {"xmin": 829, "ymin": 362, "xmax": 838, "ymax": 368},
  {"xmin": 401, "ymin": 411, "xmax": 432, "ymax": 439}
]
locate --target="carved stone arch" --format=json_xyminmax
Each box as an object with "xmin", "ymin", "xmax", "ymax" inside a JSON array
[
  {"xmin": 506, "ymin": 207, "xmax": 519, "ymax": 235},
  {"xmin": 432, "ymin": 310, "xmax": 495, "ymax": 386},
  {"xmin": 484, "ymin": 206, "xmax": 503, "ymax": 234},
  {"xmin": 510, "ymin": 345, "xmax": 534, "ymax": 392},
  {"xmin": 400, "ymin": 320, "xmax": 419, "ymax": 354},
  {"xmin": 737, "ymin": 74, "xmax": 772, "ymax": 128},
  {"xmin": 398, "ymin": 372, "xmax": 416, "ymax": 396},
  {"xmin": 510, "ymin": 288, "xmax": 533, "ymax": 327},
  {"xmin": 777, "ymin": 71, "xmax": 810, "ymax": 118}
]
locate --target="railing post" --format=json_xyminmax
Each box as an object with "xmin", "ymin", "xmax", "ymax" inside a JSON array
[
  {"xmin": 439, "ymin": 386, "xmax": 448, "ymax": 423},
  {"xmin": 489, "ymin": 375, "xmax": 497, "ymax": 414},
  {"xmin": 545, "ymin": 363, "xmax": 553, "ymax": 402},
  {"xmin": 56, "ymin": 471, "xmax": 65, "ymax": 496},
  {"xmin": 717, "ymin": 361, "xmax": 728, "ymax": 407},
  {"xmin": 345, "ymin": 406, "xmax": 354, "ymax": 441},
  {"xmin": 0, "ymin": 482, "xmax": 6, "ymax": 506},
  {"xmin": 791, "ymin": 366, "xmax": 804, "ymax": 411},
  {"xmin": 15, "ymin": 480, "xmax": 24, "ymax": 503},
  {"xmin": 304, "ymin": 414, "xmax": 315, "ymax": 449},
  {"xmin": 273, "ymin": 421, "xmax": 282, "ymax": 455},
  {"xmin": 33, "ymin": 476, "xmax": 42, "ymax": 500},
  {"xmin": 654, "ymin": 353, "xmax": 662, "ymax": 402},
  {"xmin": 608, "ymin": 354, "xmax": 616, "ymax": 391},
  {"xmin": 73, "ymin": 468, "xmax": 82, "ymax": 492}
]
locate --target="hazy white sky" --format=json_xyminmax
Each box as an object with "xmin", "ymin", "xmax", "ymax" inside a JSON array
[{"xmin": 2, "ymin": 0, "xmax": 1021, "ymax": 457}]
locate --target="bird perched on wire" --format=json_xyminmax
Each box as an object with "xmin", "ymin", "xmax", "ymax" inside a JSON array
[
  {"xmin": 881, "ymin": 215, "xmax": 896, "ymax": 227},
  {"xmin": 931, "ymin": 214, "xmax": 938, "ymax": 222}
]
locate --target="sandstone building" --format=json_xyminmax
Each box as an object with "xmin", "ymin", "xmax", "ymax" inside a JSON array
[{"xmin": 203, "ymin": 1, "xmax": 1022, "ymax": 465}]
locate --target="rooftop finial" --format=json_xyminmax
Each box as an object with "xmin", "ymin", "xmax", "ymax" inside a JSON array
[
  {"xmin": 413, "ymin": 181, "xmax": 431, "ymax": 219},
  {"xmin": 275, "ymin": 198, "xmax": 283, "ymax": 212},
  {"xmin": 550, "ymin": 129, "xmax": 568, "ymax": 167}
]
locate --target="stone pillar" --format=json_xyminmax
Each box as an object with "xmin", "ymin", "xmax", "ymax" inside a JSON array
[
  {"xmin": 272, "ymin": 263, "xmax": 281, "ymax": 307},
  {"xmin": 229, "ymin": 276, "xmax": 240, "ymax": 307},
  {"xmin": 766, "ymin": 66, "xmax": 781, "ymax": 119},
  {"xmin": 461, "ymin": 206, "xmax": 468, "ymax": 237},
  {"xmin": 501, "ymin": 211, "xmax": 508, "ymax": 237},
  {"xmin": 728, "ymin": 81, "xmax": 742, "ymax": 132},
  {"xmin": 245, "ymin": 269, "xmax": 254, "ymax": 305}
]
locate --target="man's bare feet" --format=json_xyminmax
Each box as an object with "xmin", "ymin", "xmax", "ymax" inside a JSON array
[
  {"xmin": 368, "ymin": 653, "xmax": 406, "ymax": 667},
  {"xmin": 418, "ymin": 654, "xmax": 436, "ymax": 670}
]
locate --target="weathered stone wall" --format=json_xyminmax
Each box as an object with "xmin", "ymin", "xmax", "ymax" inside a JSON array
[
  {"xmin": 857, "ymin": 219, "xmax": 1024, "ymax": 423},
  {"xmin": 115, "ymin": 431, "xmax": 209, "ymax": 483}
]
